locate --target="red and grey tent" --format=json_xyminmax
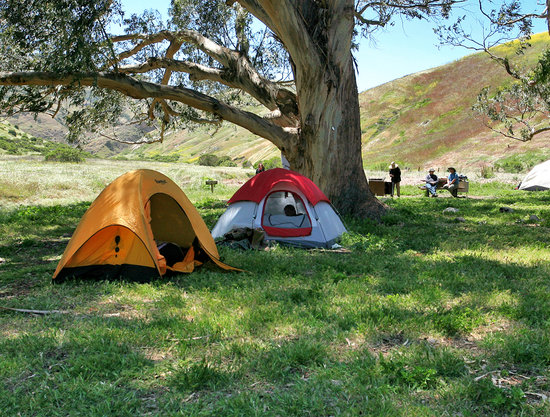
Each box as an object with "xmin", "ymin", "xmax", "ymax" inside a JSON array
[{"xmin": 211, "ymin": 168, "xmax": 346, "ymax": 248}]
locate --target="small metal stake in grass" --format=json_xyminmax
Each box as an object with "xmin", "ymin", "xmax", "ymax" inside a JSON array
[{"xmin": 205, "ymin": 179, "xmax": 218, "ymax": 193}]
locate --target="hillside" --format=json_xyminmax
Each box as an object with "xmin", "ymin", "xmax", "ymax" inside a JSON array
[
  {"xmin": 116, "ymin": 113, "xmax": 281, "ymax": 167},
  {"xmin": 8, "ymin": 33, "xmax": 550, "ymax": 172},
  {"xmin": 8, "ymin": 109, "xmax": 156, "ymax": 159},
  {"xmin": 0, "ymin": 121, "xmax": 90, "ymax": 160},
  {"xmin": 359, "ymin": 32, "xmax": 550, "ymax": 171}
]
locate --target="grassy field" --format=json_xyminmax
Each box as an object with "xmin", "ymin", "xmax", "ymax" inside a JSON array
[{"xmin": 1, "ymin": 157, "xmax": 550, "ymax": 416}]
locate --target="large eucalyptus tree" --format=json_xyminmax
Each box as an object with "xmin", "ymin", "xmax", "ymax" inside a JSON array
[{"xmin": 0, "ymin": 0, "xmax": 457, "ymax": 218}]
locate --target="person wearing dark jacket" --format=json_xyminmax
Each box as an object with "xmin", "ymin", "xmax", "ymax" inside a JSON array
[
  {"xmin": 425, "ymin": 168, "xmax": 438, "ymax": 197},
  {"xmin": 389, "ymin": 161, "xmax": 401, "ymax": 197},
  {"xmin": 255, "ymin": 163, "xmax": 265, "ymax": 175}
]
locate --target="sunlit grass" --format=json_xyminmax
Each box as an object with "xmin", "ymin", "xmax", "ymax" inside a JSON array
[
  {"xmin": 0, "ymin": 157, "xmax": 251, "ymax": 208},
  {"xmin": 1, "ymin": 157, "xmax": 550, "ymax": 415}
]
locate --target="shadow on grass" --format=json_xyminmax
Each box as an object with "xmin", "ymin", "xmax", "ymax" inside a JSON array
[{"xmin": 1, "ymin": 195, "xmax": 550, "ymax": 415}]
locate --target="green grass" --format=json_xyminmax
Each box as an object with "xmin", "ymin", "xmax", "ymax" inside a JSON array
[{"xmin": 1, "ymin": 158, "xmax": 550, "ymax": 415}]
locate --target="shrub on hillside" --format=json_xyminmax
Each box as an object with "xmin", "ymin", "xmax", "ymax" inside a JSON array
[
  {"xmin": 494, "ymin": 152, "xmax": 550, "ymax": 173},
  {"xmin": 151, "ymin": 153, "xmax": 180, "ymax": 162},
  {"xmin": 0, "ymin": 137, "xmax": 21, "ymax": 154},
  {"xmin": 197, "ymin": 153, "xmax": 219, "ymax": 166},
  {"xmin": 43, "ymin": 147, "xmax": 86, "ymax": 163},
  {"xmin": 217, "ymin": 156, "xmax": 237, "ymax": 167},
  {"xmin": 197, "ymin": 153, "xmax": 237, "ymax": 167},
  {"xmin": 230, "ymin": 156, "xmax": 249, "ymax": 167},
  {"xmin": 255, "ymin": 156, "xmax": 281, "ymax": 170}
]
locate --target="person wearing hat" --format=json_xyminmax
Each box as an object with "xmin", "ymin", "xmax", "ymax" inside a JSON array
[
  {"xmin": 389, "ymin": 161, "xmax": 401, "ymax": 197},
  {"xmin": 444, "ymin": 167, "xmax": 459, "ymax": 197},
  {"xmin": 425, "ymin": 168, "xmax": 438, "ymax": 197}
]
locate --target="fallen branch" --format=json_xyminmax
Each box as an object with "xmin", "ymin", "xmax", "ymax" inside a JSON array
[
  {"xmin": 0, "ymin": 306, "xmax": 69, "ymax": 315},
  {"xmin": 525, "ymin": 391, "xmax": 549, "ymax": 402}
]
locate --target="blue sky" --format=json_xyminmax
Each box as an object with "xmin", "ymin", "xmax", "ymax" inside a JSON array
[
  {"xmin": 119, "ymin": 0, "xmax": 548, "ymax": 92},
  {"xmin": 353, "ymin": 0, "xmax": 548, "ymax": 91}
]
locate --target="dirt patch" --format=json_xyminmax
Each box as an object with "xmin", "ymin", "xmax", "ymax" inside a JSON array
[
  {"xmin": 222, "ymin": 179, "xmax": 247, "ymax": 188},
  {"xmin": 0, "ymin": 279, "xmax": 37, "ymax": 299}
]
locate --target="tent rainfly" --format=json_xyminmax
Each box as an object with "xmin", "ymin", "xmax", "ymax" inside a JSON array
[
  {"xmin": 519, "ymin": 160, "xmax": 550, "ymax": 191},
  {"xmin": 53, "ymin": 169, "xmax": 238, "ymax": 282},
  {"xmin": 211, "ymin": 168, "xmax": 347, "ymax": 248}
]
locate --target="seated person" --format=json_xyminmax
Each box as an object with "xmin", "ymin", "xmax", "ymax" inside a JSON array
[
  {"xmin": 425, "ymin": 168, "xmax": 438, "ymax": 197},
  {"xmin": 284, "ymin": 204, "xmax": 297, "ymax": 216},
  {"xmin": 265, "ymin": 204, "xmax": 305, "ymax": 227},
  {"xmin": 443, "ymin": 167, "xmax": 459, "ymax": 197}
]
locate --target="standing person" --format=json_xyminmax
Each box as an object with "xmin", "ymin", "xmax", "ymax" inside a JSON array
[
  {"xmin": 389, "ymin": 161, "xmax": 401, "ymax": 198},
  {"xmin": 444, "ymin": 167, "xmax": 459, "ymax": 197},
  {"xmin": 425, "ymin": 168, "xmax": 438, "ymax": 197},
  {"xmin": 281, "ymin": 151, "xmax": 290, "ymax": 170},
  {"xmin": 255, "ymin": 162, "xmax": 265, "ymax": 175}
]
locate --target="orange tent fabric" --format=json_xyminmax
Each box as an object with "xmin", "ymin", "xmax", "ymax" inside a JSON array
[{"xmin": 53, "ymin": 169, "xmax": 238, "ymax": 282}]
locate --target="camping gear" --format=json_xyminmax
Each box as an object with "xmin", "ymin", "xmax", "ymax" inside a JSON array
[
  {"xmin": 53, "ymin": 169, "xmax": 238, "ymax": 282},
  {"xmin": 519, "ymin": 160, "xmax": 550, "ymax": 191},
  {"xmin": 217, "ymin": 227, "xmax": 268, "ymax": 250},
  {"xmin": 368, "ymin": 178, "xmax": 392, "ymax": 196},
  {"xmin": 211, "ymin": 168, "xmax": 347, "ymax": 248}
]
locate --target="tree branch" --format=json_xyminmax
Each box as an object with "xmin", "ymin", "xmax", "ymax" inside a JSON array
[
  {"xmin": 477, "ymin": 0, "xmax": 548, "ymax": 28},
  {"xmin": 119, "ymin": 58, "xmax": 227, "ymax": 85},
  {"xmin": 147, "ymin": 38, "xmax": 184, "ymax": 128},
  {"xmin": 113, "ymin": 29, "xmax": 298, "ymax": 124},
  {"xmin": 358, "ymin": 0, "xmax": 464, "ymax": 11},
  {"xmin": 113, "ymin": 30, "xmax": 233, "ymax": 67},
  {"xmin": 98, "ymin": 131, "xmax": 163, "ymax": 145},
  {"xmin": 119, "ymin": 56, "xmax": 297, "ymax": 122},
  {"xmin": 354, "ymin": 11, "xmax": 386, "ymax": 27},
  {"xmin": 484, "ymin": 48, "xmax": 522, "ymax": 80},
  {"xmin": 234, "ymin": 0, "xmax": 323, "ymax": 69},
  {"xmin": 0, "ymin": 71, "xmax": 296, "ymax": 147},
  {"xmin": 530, "ymin": 125, "xmax": 550, "ymax": 138}
]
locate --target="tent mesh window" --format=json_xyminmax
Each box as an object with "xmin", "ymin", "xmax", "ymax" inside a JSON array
[{"xmin": 262, "ymin": 191, "xmax": 311, "ymax": 229}]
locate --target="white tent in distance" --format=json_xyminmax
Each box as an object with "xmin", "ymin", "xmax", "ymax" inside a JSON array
[{"xmin": 519, "ymin": 160, "xmax": 550, "ymax": 191}]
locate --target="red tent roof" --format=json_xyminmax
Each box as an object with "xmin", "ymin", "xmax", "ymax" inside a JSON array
[{"xmin": 228, "ymin": 168, "xmax": 329, "ymax": 205}]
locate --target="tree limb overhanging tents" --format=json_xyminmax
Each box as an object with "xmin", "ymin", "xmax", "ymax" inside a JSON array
[{"xmin": 0, "ymin": 0, "xmax": 461, "ymax": 218}]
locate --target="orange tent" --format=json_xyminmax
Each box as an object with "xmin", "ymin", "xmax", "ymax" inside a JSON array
[{"xmin": 53, "ymin": 169, "xmax": 238, "ymax": 282}]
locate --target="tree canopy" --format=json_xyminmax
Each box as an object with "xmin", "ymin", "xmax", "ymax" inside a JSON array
[
  {"xmin": 0, "ymin": 0, "xmax": 457, "ymax": 141},
  {"xmin": 0, "ymin": 0, "xmax": 463, "ymax": 218}
]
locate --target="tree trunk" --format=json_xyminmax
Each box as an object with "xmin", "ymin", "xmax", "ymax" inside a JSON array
[
  {"xmin": 275, "ymin": 1, "xmax": 386, "ymax": 219},
  {"xmin": 0, "ymin": 0, "xmax": 388, "ymax": 220},
  {"xmin": 283, "ymin": 59, "xmax": 385, "ymax": 219}
]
